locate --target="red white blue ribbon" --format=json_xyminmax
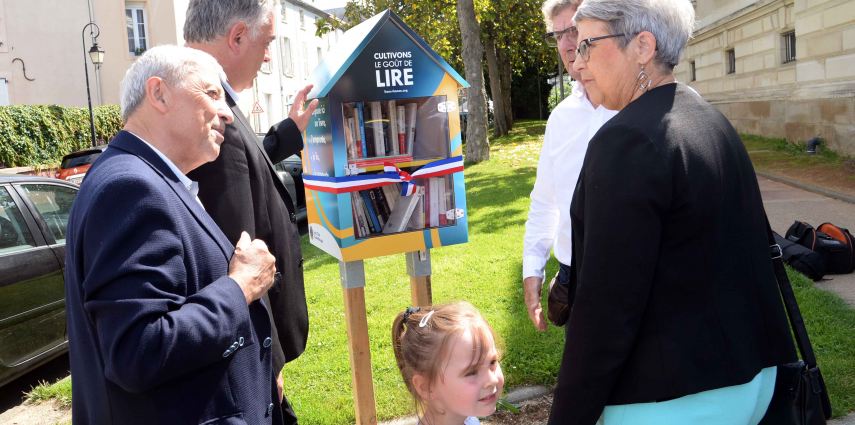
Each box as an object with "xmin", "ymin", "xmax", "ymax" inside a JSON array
[{"xmin": 303, "ymin": 156, "xmax": 464, "ymax": 195}]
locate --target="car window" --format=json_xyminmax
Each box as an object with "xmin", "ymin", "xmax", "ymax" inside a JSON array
[
  {"xmin": 18, "ymin": 184, "xmax": 77, "ymax": 245},
  {"xmin": 0, "ymin": 187, "xmax": 36, "ymax": 253},
  {"xmin": 61, "ymin": 152, "xmax": 101, "ymax": 169}
]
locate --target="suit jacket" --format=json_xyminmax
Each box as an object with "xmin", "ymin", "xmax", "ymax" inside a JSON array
[
  {"xmin": 187, "ymin": 92, "xmax": 309, "ymax": 369},
  {"xmin": 549, "ymin": 84, "xmax": 797, "ymax": 424},
  {"xmin": 65, "ymin": 131, "xmax": 278, "ymax": 424}
]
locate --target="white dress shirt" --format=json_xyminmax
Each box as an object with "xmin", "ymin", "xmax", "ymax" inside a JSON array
[
  {"xmin": 129, "ymin": 131, "xmax": 204, "ymax": 208},
  {"xmin": 522, "ymin": 82, "xmax": 618, "ymax": 280}
]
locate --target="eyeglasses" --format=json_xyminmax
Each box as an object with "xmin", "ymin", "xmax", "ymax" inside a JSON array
[
  {"xmin": 544, "ymin": 26, "xmax": 578, "ymax": 46},
  {"xmin": 575, "ymin": 33, "xmax": 625, "ymax": 62}
]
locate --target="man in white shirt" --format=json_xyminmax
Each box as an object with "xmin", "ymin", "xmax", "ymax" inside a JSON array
[{"xmin": 522, "ymin": 0, "xmax": 617, "ymax": 331}]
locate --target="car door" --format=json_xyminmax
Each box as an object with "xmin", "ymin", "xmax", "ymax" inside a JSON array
[
  {"xmin": 0, "ymin": 184, "xmax": 66, "ymax": 381},
  {"xmin": 15, "ymin": 183, "xmax": 77, "ymax": 270}
]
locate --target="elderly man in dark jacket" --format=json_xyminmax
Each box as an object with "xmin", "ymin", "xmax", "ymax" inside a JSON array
[
  {"xmin": 184, "ymin": 1, "xmax": 317, "ymax": 423},
  {"xmin": 65, "ymin": 45, "xmax": 281, "ymax": 424}
]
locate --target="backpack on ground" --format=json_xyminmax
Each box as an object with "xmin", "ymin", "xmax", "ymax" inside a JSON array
[
  {"xmin": 816, "ymin": 222, "xmax": 855, "ymax": 273},
  {"xmin": 785, "ymin": 220, "xmax": 855, "ymax": 274},
  {"xmin": 773, "ymin": 232, "xmax": 826, "ymax": 281}
]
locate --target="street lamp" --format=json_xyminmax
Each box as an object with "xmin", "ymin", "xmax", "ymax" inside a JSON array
[{"xmin": 82, "ymin": 22, "xmax": 105, "ymax": 147}]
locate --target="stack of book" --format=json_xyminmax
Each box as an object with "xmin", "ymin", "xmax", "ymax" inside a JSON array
[
  {"xmin": 351, "ymin": 176, "xmax": 456, "ymax": 239},
  {"xmin": 343, "ymin": 100, "xmax": 418, "ymax": 162}
]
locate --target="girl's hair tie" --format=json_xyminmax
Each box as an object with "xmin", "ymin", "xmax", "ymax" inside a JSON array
[{"xmin": 403, "ymin": 306, "xmax": 420, "ymax": 323}]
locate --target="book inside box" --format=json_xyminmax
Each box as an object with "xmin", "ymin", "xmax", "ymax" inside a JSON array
[
  {"xmin": 342, "ymin": 95, "xmax": 450, "ymax": 170},
  {"xmin": 351, "ymin": 175, "xmax": 456, "ymax": 239}
]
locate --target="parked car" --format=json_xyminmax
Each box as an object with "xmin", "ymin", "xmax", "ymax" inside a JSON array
[
  {"xmin": 0, "ymin": 176, "xmax": 78, "ymax": 387},
  {"xmin": 56, "ymin": 145, "xmax": 107, "ymax": 185},
  {"xmin": 274, "ymin": 154, "xmax": 308, "ymax": 235}
]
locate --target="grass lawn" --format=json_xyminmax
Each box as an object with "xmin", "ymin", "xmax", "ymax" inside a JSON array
[
  {"xmin": 32, "ymin": 121, "xmax": 855, "ymax": 422},
  {"xmin": 743, "ymin": 133, "xmax": 855, "ymax": 194}
]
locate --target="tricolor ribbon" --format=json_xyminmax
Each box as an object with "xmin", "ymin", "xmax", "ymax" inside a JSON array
[{"xmin": 303, "ymin": 156, "xmax": 464, "ymax": 195}]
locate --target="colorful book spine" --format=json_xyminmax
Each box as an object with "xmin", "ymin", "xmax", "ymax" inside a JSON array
[
  {"xmin": 396, "ymin": 105, "xmax": 406, "ymax": 154},
  {"xmin": 360, "ymin": 190, "xmax": 382, "ymax": 233},
  {"xmin": 405, "ymin": 102, "xmax": 417, "ymax": 157},
  {"xmin": 355, "ymin": 102, "xmax": 368, "ymax": 158},
  {"xmin": 387, "ymin": 100, "xmax": 399, "ymax": 155},
  {"xmin": 369, "ymin": 101, "xmax": 386, "ymax": 157}
]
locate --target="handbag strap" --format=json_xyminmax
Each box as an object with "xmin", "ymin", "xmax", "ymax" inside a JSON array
[{"xmin": 765, "ymin": 217, "xmax": 819, "ymax": 368}]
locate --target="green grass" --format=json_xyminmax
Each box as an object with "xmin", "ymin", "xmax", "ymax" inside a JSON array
[
  {"xmin": 787, "ymin": 268, "xmax": 855, "ymax": 418},
  {"xmin": 30, "ymin": 120, "xmax": 855, "ymax": 422},
  {"xmin": 26, "ymin": 376, "xmax": 71, "ymax": 407},
  {"xmin": 743, "ymin": 134, "xmax": 855, "ymax": 183}
]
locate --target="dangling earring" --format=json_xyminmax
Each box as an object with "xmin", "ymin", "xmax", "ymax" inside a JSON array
[{"xmin": 636, "ymin": 65, "xmax": 652, "ymax": 92}]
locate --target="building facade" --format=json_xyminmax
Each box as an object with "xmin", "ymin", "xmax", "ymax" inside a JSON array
[
  {"xmin": 677, "ymin": 0, "xmax": 855, "ymax": 154},
  {"xmin": 0, "ymin": 0, "xmax": 342, "ymax": 133}
]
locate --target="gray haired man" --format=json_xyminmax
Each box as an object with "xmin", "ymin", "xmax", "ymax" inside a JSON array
[
  {"xmin": 65, "ymin": 45, "xmax": 282, "ymax": 424},
  {"xmin": 522, "ymin": 0, "xmax": 616, "ymax": 330},
  {"xmin": 184, "ymin": 2, "xmax": 317, "ymax": 424}
]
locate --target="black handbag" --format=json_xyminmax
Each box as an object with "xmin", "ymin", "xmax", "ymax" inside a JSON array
[
  {"xmin": 547, "ymin": 275, "xmax": 570, "ymax": 326},
  {"xmin": 759, "ymin": 220, "xmax": 833, "ymax": 425}
]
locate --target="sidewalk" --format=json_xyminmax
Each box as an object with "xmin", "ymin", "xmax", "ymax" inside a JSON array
[
  {"xmin": 759, "ymin": 174, "xmax": 855, "ymax": 307},
  {"xmin": 759, "ymin": 174, "xmax": 855, "ymax": 425}
]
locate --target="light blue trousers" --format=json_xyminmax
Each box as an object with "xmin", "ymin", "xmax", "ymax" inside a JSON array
[{"xmin": 597, "ymin": 366, "xmax": 777, "ymax": 425}]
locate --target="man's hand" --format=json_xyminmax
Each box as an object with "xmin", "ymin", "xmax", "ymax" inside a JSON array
[
  {"xmin": 277, "ymin": 374, "xmax": 284, "ymax": 402},
  {"xmin": 289, "ymin": 84, "xmax": 319, "ymax": 132},
  {"xmin": 228, "ymin": 232, "xmax": 276, "ymax": 304},
  {"xmin": 524, "ymin": 276, "xmax": 548, "ymax": 332}
]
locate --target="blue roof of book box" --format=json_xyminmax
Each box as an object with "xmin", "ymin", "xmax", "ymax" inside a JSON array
[{"xmin": 307, "ymin": 10, "xmax": 469, "ymax": 99}]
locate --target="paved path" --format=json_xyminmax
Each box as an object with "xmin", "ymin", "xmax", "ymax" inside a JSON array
[
  {"xmin": 759, "ymin": 175, "xmax": 855, "ymax": 306},
  {"xmin": 758, "ymin": 175, "xmax": 855, "ymax": 425}
]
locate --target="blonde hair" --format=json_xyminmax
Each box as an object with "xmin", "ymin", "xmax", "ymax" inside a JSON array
[{"xmin": 391, "ymin": 302, "xmax": 499, "ymax": 417}]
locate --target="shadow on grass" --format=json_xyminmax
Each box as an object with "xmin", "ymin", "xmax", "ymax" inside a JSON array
[
  {"xmin": 465, "ymin": 167, "xmax": 537, "ymax": 234},
  {"xmin": 490, "ymin": 121, "xmax": 547, "ymax": 147},
  {"xmin": 300, "ymin": 236, "xmax": 338, "ymax": 274},
  {"xmin": 498, "ymin": 257, "xmax": 565, "ymax": 389}
]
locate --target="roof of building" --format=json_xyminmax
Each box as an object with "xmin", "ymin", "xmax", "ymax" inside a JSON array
[{"xmin": 306, "ymin": 10, "xmax": 468, "ymax": 99}]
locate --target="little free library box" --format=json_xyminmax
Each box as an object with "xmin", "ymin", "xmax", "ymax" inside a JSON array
[{"xmin": 304, "ymin": 10, "xmax": 470, "ymax": 262}]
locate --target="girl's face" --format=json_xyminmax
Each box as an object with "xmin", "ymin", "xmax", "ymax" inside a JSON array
[{"xmin": 426, "ymin": 328, "xmax": 504, "ymax": 424}]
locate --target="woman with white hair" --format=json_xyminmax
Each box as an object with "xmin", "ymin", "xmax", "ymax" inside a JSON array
[{"xmin": 548, "ymin": 0, "xmax": 797, "ymax": 423}]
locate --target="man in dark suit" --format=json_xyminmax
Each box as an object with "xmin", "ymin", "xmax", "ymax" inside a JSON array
[
  {"xmin": 65, "ymin": 45, "xmax": 283, "ymax": 424},
  {"xmin": 184, "ymin": 2, "xmax": 318, "ymax": 423}
]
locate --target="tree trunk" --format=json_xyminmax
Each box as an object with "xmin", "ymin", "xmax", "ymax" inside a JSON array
[
  {"xmin": 456, "ymin": 0, "xmax": 489, "ymax": 163},
  {"xmin": 497, "ymin": 48, "xmax": 514, "ymax": 130},
  {"xmin": 484, "ymin": 34, "xmax": 508, "ymax": 138}
]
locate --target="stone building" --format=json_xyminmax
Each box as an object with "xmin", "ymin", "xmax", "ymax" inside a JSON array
[
  {"xmin": 676, "ymin": 0, "xmax": 855, "ymax": 154},
  {"xmin": 0, "ymin": 0, "xmax": 342, "ymax": 134}
]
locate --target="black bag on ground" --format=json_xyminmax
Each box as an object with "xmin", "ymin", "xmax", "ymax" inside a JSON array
[
  {"xmin": 786, "ymin": 221, "xmax": 854, "ymax": 274},
  {"xmin": 816, "ymin": 223, "xmax": 855, "ymax": 273},
  {"xmin": 773, "ymin": 232, "xmax": 825, "ymax": 281},
  {"xmin": 761, "ymin": 220, "xmax": 833, "ymax": 425}
]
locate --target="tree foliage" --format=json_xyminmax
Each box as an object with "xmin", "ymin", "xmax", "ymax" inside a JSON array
[
  {"xmin": 317, "ymin": 0, "xmax": 558, "ymax": 84},
  {"xmin": 0, "ymin": 105, "xmax": 121, "ymax": 168}
]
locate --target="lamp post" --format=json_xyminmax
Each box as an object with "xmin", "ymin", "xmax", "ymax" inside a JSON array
[{"xmin": 82, "ymin": 22, "xmax": 105, "ymax": 147}]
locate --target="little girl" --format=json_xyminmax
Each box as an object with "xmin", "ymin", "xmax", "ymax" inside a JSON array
[{"xmin": 392, "ymin": 301, "xmax": 504, "ymax": 425}]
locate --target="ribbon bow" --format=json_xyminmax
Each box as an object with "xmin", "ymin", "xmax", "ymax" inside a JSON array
[{"xmin": 303, "ymin": 156, "xmax": 464, "ymax": 195}]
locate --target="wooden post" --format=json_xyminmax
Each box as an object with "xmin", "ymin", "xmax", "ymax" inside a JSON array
[
  {"xmin": 406, "ymin": 250, "xmax": 432, "ymax": 306},
  {"xmin": 340, "ymin": 261, "xmax": 377, "ymax": 425}
]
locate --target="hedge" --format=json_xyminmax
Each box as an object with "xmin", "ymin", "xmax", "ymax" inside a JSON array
[{"xmin": 0, "ymin": 104, "xmax": 122, "ymax": 168}]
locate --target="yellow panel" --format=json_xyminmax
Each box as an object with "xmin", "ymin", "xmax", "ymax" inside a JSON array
[
  {"xmin": 307, "ymin": 190, "xmax": 354, "ymax": 239},
  {"xmin": 430, "ymin": 228, "xmax": 442, "ymax": 248},
  {"xmin": 340, "ymin": 231, "xmax": 427, "ymax": 261}
]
